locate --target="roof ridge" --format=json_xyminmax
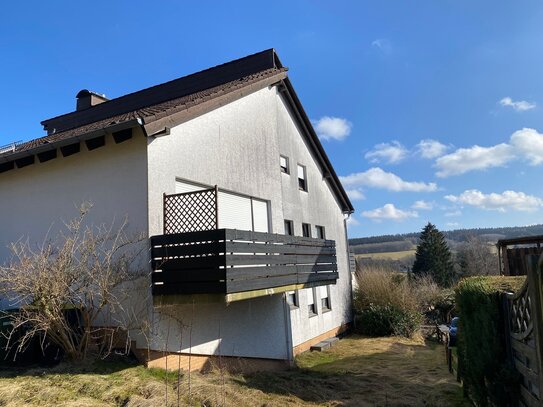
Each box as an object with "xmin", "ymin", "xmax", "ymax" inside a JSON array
[{"xmin": 41, "ymin": 49, "xmax": 279, "ymax": 128}]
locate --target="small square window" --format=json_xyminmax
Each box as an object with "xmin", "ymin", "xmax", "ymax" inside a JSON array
[
  {"xmin": 319, "ymin": 286, "xmax": 331, "ymax": 312},
  {"xmin": 307, "ymin": 287, "xmax": 317, "ymax": 317},
  {"xmin": 297, "ymin": 164, "xmax": 307, "ymax": 191},
  {"xmin": 280, "ymin": 155, "xmax": 289, "ymax": 174},
  {"xmin": 286, "ymin": 291, "xmax": 298, "ymax": 309},
  {"xmin": 302, "ymin": 223, "xmax": 311, "ymax": 238},
  {"xmin": 284, "ymin": 219, "xmax": 294, "ymax": 236},
  {"xmin": 321, "ymin": 297, "xmax": 331, "ymax": 311},
  {"xmin": 316, "ymin": 225, "xmax": 326, "ymax": 239}
]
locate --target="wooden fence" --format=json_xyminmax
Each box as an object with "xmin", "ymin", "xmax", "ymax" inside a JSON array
[{"xmin": 504, "ymin": 254, "xmax": 543, "ymax": 407}]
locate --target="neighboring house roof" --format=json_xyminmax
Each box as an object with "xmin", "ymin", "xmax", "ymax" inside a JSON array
[{"xmin": 0, "ymin": 49, "xmax": 354, "ymax": 213}]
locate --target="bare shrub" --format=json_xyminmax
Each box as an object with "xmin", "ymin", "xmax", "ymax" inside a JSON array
[
  {"xmin": 411, "ymin": 274, "xmax": 442, "ymax": 313},
  {"xmin": 0, "ymin": 203, "xmax": 148, "ymax": 361},
  {"xmin": 354, "ymin": 268, "xmax": 418, "ymax": 313},
  {"xmin": 456, "ymin": 235, "xmax": 499, "ymax": 277},
  {"xmin": 354, "ymin": 267, "xmax": 446, "ymax": 337}
]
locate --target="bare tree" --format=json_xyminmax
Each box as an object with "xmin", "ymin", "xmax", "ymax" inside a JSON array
[
  {"xmin": 456, "ymin": 235, "xmax": 499, "ymax": 277},
  {"xmin": 0, "ymin": 203, "xmax": 148, "ymax": 361}
]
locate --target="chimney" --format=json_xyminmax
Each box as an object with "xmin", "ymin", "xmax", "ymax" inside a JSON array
[{"xmin": 76, "ymin": 89, "xmax": 109, "ymax": 111}]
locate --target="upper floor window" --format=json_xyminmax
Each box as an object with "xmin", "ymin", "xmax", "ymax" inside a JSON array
[
  {"xmin": 302, "ymin": 223, "xmax": 311, "ymax": 238},
  {"xmin": 280, "ymin": 155, "xmax": 290, "ymax": 174},
  {"xmin": 297, "ymin": 164, "xmax": 307, "ymax": 191},
  {"xmin": 284, "ymin": 219, "xmax": 294, "ymax": 236},
  {"xmin": 316, "ymin": 225, "xmax": 326, "ymax": 239}
]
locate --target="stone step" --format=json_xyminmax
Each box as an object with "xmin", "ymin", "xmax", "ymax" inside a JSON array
[{"xmin": 310, "ymin": 336, "xmax": 339, "ymax": 352}]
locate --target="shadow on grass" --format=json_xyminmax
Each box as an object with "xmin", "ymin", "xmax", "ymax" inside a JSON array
[
  {"xmin": 0, "ymin": 353, "xmax": 153, "ymax": 379},
  {"xmin": 235, "ymin": 338, "xmax": 468, "ymax": 406}
]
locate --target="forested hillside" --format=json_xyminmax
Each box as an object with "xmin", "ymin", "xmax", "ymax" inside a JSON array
[{"xmin": 349, "ymin": 224, "xmax": 543, "ymax": 246}]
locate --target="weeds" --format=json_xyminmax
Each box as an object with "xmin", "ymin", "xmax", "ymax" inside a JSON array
[{"xmin": 354, "ymin": 268, "xmax": 444, "ymax": 337}]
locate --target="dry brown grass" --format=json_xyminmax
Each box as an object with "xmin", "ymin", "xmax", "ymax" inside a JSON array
[
  {"xmin": 0, "ymin": 335, "xmax": 468, "ymax": 406},
  {"xmin": 356, "ymin": 250, "xmax": 416, "ymax": 261},
  {"xmin": 354, "ymin": 268, "xmax": 419, "ymax": 313},
  {"xmin": 354, "ymin": 268, "xmax": 442, "ymax": 315}
]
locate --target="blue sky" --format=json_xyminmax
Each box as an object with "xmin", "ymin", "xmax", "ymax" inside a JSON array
[{"xmin": 1, "ymin": 1, "xmax": 543, "ymax": 238}]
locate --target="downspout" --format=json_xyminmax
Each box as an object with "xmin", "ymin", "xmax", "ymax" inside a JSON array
[
  {"xmin": 344, "ymin": 215, "xmax": 355, "ymax": 324},
  {"xmin": 282, "ymin": 293, "xmax": 294, "ymax": 366}
]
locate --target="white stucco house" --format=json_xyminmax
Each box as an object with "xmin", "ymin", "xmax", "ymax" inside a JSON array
[{"xmin": 0, "ymin": 49, "xmax": 354, "ymax": 371}]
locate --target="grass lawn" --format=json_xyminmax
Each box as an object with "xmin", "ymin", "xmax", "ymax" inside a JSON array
[{"xmin": 0, "ymin": 335, "xmax": 467, "ymax": 406}]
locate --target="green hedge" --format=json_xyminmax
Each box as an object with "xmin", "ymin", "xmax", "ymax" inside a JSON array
[
  {"xmin": 355, "ymin": 304, "xmax": 422, "ymax": 337},
  {"xmin": 455, "ymin": 276, "xmax": 525, "ymax": 406}
]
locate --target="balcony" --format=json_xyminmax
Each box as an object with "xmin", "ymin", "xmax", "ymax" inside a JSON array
[{"xmin": 150, "ymin": 228, "xmax": 338, "ymax": 301}]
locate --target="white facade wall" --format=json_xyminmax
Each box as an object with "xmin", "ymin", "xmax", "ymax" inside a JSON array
[
  {"xmin": 0, "ymin": 132, "xmax": 149, "ymax": 311},
  {"xmin": 274, "ymin": 94, "xmax": 353, "ymax": 347},
  {"xmin": 0, "ymin": 83, "xmax": 352, "ymax": 362},
  {"xmin": 147, "ymin": 85, "xmax": 352, "ymax": 359}
]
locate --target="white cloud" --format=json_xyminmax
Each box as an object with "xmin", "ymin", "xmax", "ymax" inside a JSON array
[
  {"xmin": 365, "ymin": 141, "xmax": 408, "ymax": 164},
  {"xmin": 435, "ymin": 143, "xmax": 514, "ymax": 177},
  {"xmin": 313, "ymin": 116, "xmax": 352, "ymax": 141},
  {"xmin": 500, "ymin": 97, "xmax": 536, "ymax": 112},
  {"xmin": 346, "ymin": 215, "xmax": 360, "ymax": 227},
  {"xmin": 340, "ymin": 167, "xmax": 438, "ymax": 192},
  {"xmin": 362, "ymin": 204, "xmax": 418, "ymax": 222},
  {"xmin": 346, "ymin": 189, "xmax": 365, "ymax": 201},
  {"xmin": 371, "ymin": 38, "xmax": 392, "ymax": 54},
  {"xmin": 412, "ymin": 200, "xmax": 434, "ymax": 210},
  {"xmin": 446, "ymin": 222, "xmax": 460, "ymax": 228},
  {"xmin": 444, "ymin": 210, "xmax": 461, "ymax": 217},
  {"xmin": 445, "ymin": 189, "xmax": 543, "ymax": 212},
  {"xmin": 510, "ymin": 128, "xmax": 543, "ymax": 165},
  {"xmin": 416, "ymin": 139, "xmax": 449, "ymax": 159}
]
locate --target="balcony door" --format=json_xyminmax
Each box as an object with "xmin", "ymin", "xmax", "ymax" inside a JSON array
[{"xmin": 175, "ymin": 180, "xmax": 269, "ymax": 233}]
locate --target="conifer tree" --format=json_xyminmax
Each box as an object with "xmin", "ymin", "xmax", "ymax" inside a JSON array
[{"xmin": 412, "ymin": 222, "xmax": 454, "ymax": 287}]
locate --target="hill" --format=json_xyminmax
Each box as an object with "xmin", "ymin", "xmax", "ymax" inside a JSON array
[{"xmin": 349, "ymin": 224, "xmax": 543, "ymax": 246}]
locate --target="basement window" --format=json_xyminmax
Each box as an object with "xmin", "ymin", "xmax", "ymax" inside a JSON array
[
  {"xmin": 319, "ymin": 286, "xmax": 331, "ymax": 312},
  {"xmin": 286, "ymin": 291, "xmax": 298, "ymax": 309},
  {"xmin": 297, "ymin": 164, "xmax": 307, "ymax": 191},
  {"xmin": 280, "ymin": 155, "xmax": 290, "ymax": 174},
  {"xmin": 307, "ymin": 288, "xmax": 317, "ymax": 317}
]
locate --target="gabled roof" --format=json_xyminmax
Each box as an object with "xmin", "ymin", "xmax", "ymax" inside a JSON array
[{"xmin": 0, "ymin": 49, "xmax": 354, "ymax": 213}]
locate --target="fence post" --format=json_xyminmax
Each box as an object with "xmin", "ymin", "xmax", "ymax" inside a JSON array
[
  {"xmin": 528, "ymin": 255, "xmax": 543, "ymax": 400},
  {"xmin": 501, "ymin": 292, "xmax": 513, "ymax": 366},
  {"xmin": 214, "ymin": 185, "xmax": 219, "ymax": 229},
  {"xmin": 163, "ymin": 192, "xmax": 167, "ymax": 234}
]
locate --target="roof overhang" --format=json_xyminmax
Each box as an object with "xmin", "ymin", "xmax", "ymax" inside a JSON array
[
  {"xmin": 277, "ymin": 78, "xmax": 354, "ymax": 214},
  {"xmin": 0, "ymin": 119, "xmax": 142, "ymax": 164}
]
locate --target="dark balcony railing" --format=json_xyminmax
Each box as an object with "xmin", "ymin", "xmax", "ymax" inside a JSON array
[{"xmin": 150, "ymin": 229, "xmax": 338, "ymax": 297}]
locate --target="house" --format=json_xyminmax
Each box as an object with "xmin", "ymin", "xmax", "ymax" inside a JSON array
[{"xmin": 0, "ymin": 49, "xmax": 355, "ymax": 371}]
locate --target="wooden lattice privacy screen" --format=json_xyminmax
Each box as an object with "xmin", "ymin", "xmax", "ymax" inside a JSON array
[
  {"xmin": 163, "ymin": 186, "xmax": 218, "ymax": 234},
  {"xmin": 504, "ymin": 255, "xmax": 543, "ymax": 406}
]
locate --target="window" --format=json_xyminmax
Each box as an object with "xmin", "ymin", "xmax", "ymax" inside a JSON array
[
  {"xmin": 315, "ymin": 225, "xmax": 326, "ymax": 239},
  {"xmin": 284, "ymin": 219, "xmax": 294, "ymax": 236},
  {"xmin": 302, "ymin": 223, "xmax": 311, "ymax": 238},
  {"xmin": 319, "ymin": 286, "xmax": 331, "ymax": 312},
  {"xmin": 286, "ymin": 291, "xmax": 298, "ymax": 309},
  {"xmin": 307, "ymin": 288, "xmax": 317, "ymax": 316},
  {"xmin": 280, "ymin": 155, "xmax": 289, "ymax": 174},
  {"xmin": 297, "ymin": 164, "xmax": 307, "ymax": 191}
]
